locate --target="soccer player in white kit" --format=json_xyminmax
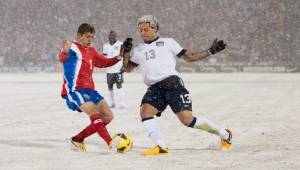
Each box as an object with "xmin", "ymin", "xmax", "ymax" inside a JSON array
[
  {"xmin": 122, "ymin": 15, "xmax": 233, "ymax": 155},
  {"xmin": 102, "ymin": 31, "xmax": 125, "ymax": 109}
]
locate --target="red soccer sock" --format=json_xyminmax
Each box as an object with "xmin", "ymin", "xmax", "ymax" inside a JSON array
[
  {"xmin": 90, "ymin": 114, "xmax": 112, "ymax": 145},
  {"xmin": 72, "ymin": 123, "xmax": 96, "ymax": 142}
]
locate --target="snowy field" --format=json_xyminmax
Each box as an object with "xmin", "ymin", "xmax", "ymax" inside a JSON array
[{"xmin": 0, "ymin": 73, "xmax": 300, "ymax": 170}]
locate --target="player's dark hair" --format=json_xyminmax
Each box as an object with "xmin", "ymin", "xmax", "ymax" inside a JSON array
[{"xmin": 77, "ymin": 23, "xmax": 95, "ymax": 34}]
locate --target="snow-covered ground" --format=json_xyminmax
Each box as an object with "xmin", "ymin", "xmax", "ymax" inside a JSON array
[{"xmin": 1, "ymin": 73, "xmax": 300, "ymax": 170}]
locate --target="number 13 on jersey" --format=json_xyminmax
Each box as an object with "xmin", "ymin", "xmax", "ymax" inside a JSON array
[{"xmin": 145, "ymin": 49, "xmax": 156, "ymax": 60}]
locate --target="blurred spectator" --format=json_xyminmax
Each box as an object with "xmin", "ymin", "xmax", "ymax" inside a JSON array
[{"xmin": 0, "ymin": 0, "xmax": 298, "ymax": 72}]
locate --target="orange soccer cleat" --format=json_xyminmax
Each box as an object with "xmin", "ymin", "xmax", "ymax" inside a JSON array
[
  {"xmin": 142, "ymin": 145, "xmax": 169, "ymax": 156},
  {"xmin": 220, "ymin": 129, "xmax": 233, "ymax": 150}
]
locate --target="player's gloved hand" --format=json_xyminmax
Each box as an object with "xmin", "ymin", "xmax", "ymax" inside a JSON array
[
  {"xmin": 122, "ymin": 38, "xmax": 133, "ymax": 53},
  {"xmin": 208, "ymin": 39, "xmax": 226, "ymax": 55}
]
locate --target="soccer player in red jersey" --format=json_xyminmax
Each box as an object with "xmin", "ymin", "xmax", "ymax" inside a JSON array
[{"xmin": 58, "ymin": 23, "xmax": 121, "ymax": 152}]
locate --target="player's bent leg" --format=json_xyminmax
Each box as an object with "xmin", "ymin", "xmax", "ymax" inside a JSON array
[
  {"xmin": 79, "ymin": 102, "xmax": 113, "ymax": 146},
  {"xmin": 175, "ymin": 110, "xmax": 194, "ymax": 126},
  {"xmin": 140, "ymin": 104, "xmax": 169, "ymax": 156},
  {"xmin": 69, "ymin": 101, "xmax": 98, "ymax": 144},
  {"xmin": 69, "ymin": 102, "xmax": 99, "ymax": 149},
  {"xmin": 89, "ymin": 113, "xmax": 112, "ymax": 146},
  {"xmin": 176, "ymin": 110, "xmax": 221, "ymax": 135},
  {"xmin": 72, "ymin": 123, "xmax": 96, "ymax": 146},
  {"xmin": 79, "ymin": 102, "xmax": 100, "ymax": 116},
  {"xmin": 140, "ymin": 103, "xmax": 158, "ymax": 119},
  {"xmin": 96, "ymin": 99, "xmax": 114, "ymax": 124},
  {"xmin": 176, "ymin": 110, "xmax": 232, "ymax": 150}
]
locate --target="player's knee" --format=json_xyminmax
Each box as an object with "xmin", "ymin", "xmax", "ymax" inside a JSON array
[
  {"xmin": 102, "ymin": 109, "xmax": 114, "ymax": 121},
  {"xmin": 90, "ymin": 113, "xmax": 112, "ymax": 126},
  {"xmin": 176, "ymin": 110, "xmax": 194, "ymax": 126},
  {"xmin": 186, "ymin": 117, "xmax": 197, "ymax": 128},
  {"xmin": 92, "ymin": 111, "xmax": 113, "ymax": 125},
  {"xmin": 181, "ymin": 119, "xmax": 191, "ymax": 126},
  {"xmin": 140, "ymin": 110, "xmax": 155, "ymax": 119},
  {"xmin": 140, "ymin": 104, "xmax": 158, "ymax": 118},
  {"xmin": 105, "ymin": 114, "xmax": 114, "ymax": 123},
  {"xmin": 180, "ymin": 116, "xmax": 196, "ymax": 127}
]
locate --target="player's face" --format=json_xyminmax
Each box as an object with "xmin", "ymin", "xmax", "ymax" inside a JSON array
[
  {"xmin": 77, "ymin": 32, "xmax": 94, "ymax": 47},
  {"xmin": 138, "ymin": 23, "xmax": 157, "ymax": 42},
  {"xmin": 108, "ymin": 32, "xmax": 117, "ymax": 42}
]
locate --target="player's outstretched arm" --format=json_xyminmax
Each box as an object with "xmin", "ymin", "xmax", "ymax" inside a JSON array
[
  {"xmin": 183, "ymin": 49, "xmax": 210, "ymax": 62},
  {"xmin": 94, "ymin": 51, "xmax": 121, "ymax": 68},
  {"xmin": 183, "ymin": 39, "xmax": 226, "ymax": 62}
]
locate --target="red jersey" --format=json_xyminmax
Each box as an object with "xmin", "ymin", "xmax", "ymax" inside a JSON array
[{"xmin": 59, "ymin": 41, "xmax": 120, "ymax": 97}]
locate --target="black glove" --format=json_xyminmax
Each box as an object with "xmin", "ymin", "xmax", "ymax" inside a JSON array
[
  {"xmin": 209, "ymin": 39, "xmax": 226, "ymax": 55},
  {"xmin": 122, "ymin": 37, "xmax": 133, "ymax": 53}
]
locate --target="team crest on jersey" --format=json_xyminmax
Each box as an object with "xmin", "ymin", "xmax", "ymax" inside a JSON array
[
  {"xmin": 83, "ymin": 94, "xmax": 90, "ymax": 99},
  {"xmin": 156, "ymin": 41, "xmax": 164, "ymax": 47}
]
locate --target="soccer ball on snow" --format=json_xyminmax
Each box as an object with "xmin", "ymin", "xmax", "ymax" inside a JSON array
[{"xmin": 113, "ymin": 133, "xmax": 133, "ymax": 154}]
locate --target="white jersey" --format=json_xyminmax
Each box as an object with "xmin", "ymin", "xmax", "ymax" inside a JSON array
[
  {"xmin": 103, "ymin": 40, "xmax": 123, "ymax": 73},
  {"xmin": 130, "ymin": 37, "xmax": 185, "ymax": 86}
]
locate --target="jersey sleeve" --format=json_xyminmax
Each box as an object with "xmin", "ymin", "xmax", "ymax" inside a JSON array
[
  {"xmin": 93, "ymin": 48, "xmax": 121, "ymax": 68},
  {"xmin": 58, "ymin": 50, "xmax": 68, "ymax": 62},
  {"xmin": 169, "ymin": 38, "xmax": 186, "ymax": 58},
  {"xmin": 129, "ymin": 48, "xmax": 140, "ymax": 65}
]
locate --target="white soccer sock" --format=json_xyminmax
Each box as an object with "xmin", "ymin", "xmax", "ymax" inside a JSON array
[
  {"xmin": 193, "ymin": 117, "xmax": 229, "ymax": 140},
  {"xmin": 116, "ymin": 88, "xmax": 125, "ymax": 107},
  {"xmin": 109, "ymin": 90, "xmax": 115, "ymax": 105},
  {"xmin": 142, "ymin": 118, "xmax": 167, "ymax": 148}
]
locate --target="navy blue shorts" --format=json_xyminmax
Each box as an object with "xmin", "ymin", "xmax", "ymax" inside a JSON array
[
  {"xmin": 141, "ymin": 75, "xmax": 192, "ymax": 115},
  {"xmin": 107, "ymin": 73, "xmax": 124, "ymax": 85},
  {"xmin": 64, "ymin": 89, "xmax": 104, "ymax": 112}
]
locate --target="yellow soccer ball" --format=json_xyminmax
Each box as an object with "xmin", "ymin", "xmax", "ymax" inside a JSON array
[{"xmin": 114, "ymin": 133, "xmax": 133, "ymax": 154}]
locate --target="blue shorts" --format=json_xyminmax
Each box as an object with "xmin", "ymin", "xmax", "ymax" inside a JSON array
[
  {"xmin": 141, "ymin": 75, "xmax": 192, "ymax": 116},
  {"xmin": 64, "ymin": 89, "xmax": 104, "ymax": 112}
]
